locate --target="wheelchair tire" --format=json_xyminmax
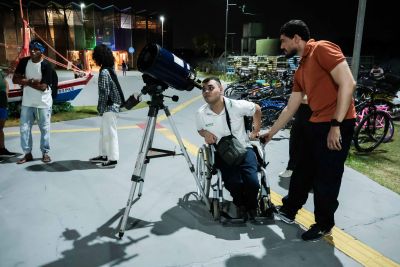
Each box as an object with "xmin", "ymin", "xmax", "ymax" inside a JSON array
[
  {"xmin": 196, "ymin": 147, "xmax": 207, "ymax": 199},
  {"xmin": 212, "ymin": 199, "xmax": 220, "ymax": 221},
  {"xmin": 259, "ymin": 196, "xmax": 274, "ymax": 218}
]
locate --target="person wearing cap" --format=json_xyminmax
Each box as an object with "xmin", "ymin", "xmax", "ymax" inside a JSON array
[{"xmin": 12, "ymin": 39, "xmax": 55, "ymax": 164}]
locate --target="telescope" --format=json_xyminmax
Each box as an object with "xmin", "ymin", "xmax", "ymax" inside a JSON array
[
  {"xmin": 137, "ymin": 43, "xmax": 201, "ymax": 91},
  {"xmin": 118, "ymin": 44, "xmax": 210, "ymax": 239}
]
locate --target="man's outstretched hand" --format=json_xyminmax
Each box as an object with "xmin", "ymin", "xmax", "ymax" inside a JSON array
[{"xmin": 259, "ymin": 131, "xmax": 273, "ymax": 144}]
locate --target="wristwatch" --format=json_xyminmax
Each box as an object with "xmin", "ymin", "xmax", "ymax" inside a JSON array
[{"xmin": 330, "ymin": 119, "xmax": 342, "ymax": 127}]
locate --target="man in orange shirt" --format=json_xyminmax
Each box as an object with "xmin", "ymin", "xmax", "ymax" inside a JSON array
[{"xmin": 261, "ymin": 20, "xmax": 356, "ymax": 241}]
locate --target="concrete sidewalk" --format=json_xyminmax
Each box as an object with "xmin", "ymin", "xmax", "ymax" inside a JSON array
[{"xmin": 1, "ymin": 89, "xmax": 399, "ymax": 267}]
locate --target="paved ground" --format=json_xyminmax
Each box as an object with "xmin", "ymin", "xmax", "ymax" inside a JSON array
[{"xmin": 0, "ymin": 71, "xmax": 399, "ymax": 267}]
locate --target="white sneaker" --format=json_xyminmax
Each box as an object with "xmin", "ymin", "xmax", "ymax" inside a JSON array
[{"xmin": 279, "ymin": 169, "xmax": 293, "ymax": 178}]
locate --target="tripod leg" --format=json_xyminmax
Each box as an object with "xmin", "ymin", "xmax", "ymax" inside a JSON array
[
  {"xmin": 119, "ymin": 115, "xmax": 157, "ymax": 238},
  {"xmin": 163, "ymin": 106, "xmax": 211, "ymax": 210},
  {"xmin": 138, "ymin": 159, "xmax": 148, "ymax": 197}
]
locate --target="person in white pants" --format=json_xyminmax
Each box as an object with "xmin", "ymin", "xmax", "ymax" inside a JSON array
[{"xmin": 90, "ymin": 44, "xmax": 123, "ymax": 168}]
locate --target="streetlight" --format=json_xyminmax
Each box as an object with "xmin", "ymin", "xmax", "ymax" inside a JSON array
[
  {"xmin": 80, "ymin": 3, "xmax": 86, "ymax": 70},
  {"xmin": 80, "ymin": 3, "xmax": 85, "ymax": 24},
  {"xmin": 160, "ymin": 15, "xmax": 165, "ymax": 47}
]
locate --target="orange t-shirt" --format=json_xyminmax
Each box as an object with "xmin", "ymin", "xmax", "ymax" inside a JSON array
[{"xmin": 293, "ymin": 39, "xmax": 356, "ymax": 122}]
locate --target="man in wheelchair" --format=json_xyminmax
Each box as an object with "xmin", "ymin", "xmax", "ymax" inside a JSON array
[{"xmin": 195, "ymin": 77, "xmax": 262, "ymax": 220}]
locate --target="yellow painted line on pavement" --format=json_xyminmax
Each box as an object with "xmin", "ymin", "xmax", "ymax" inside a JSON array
[
  {"xmin": 269, "ymin": 192, "xmax": 399, "ymax": 266},
  {"xmin": 157, "ymin": 128, "xmax": 199, "ymax": 156},
  {"xmin": 157, "ymin": 95, "xmax": 203, "ymax": 122},
  {"xmin": 4, "ymin": 125, "xmax": 141, "ymax": 136},
  {"xmin": 4, "ymin": 95, "xmax": 203, "ymax": 137}
]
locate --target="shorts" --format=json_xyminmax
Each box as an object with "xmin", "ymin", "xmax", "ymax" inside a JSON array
[{"xmin": 0, "ymin": 107, "xmax": 8, "ymax": 120}]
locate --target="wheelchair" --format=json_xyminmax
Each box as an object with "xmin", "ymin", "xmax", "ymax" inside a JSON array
[{"xmin": 196, "ymin": 137, "xmax": 275, "ymax": 222}]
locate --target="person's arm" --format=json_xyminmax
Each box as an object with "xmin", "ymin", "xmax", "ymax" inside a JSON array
[
  {"xmin": 260, "ymin": 91, "xmax": 304, "ymax": 143},
  {"xmin": 327, "ymin": 60, "xmax": 356, "ymax": 150},
  {"xmin": 12, "ymin": 73, "xmax": 29, "ymax": 86},
  {"xmin": 12, "ymin": 60, "xmax": 49, "ymax": 92},
  {"xmin": 198, "ymin": 129, "xmax": 217, "ymax": 144},
  {"xmin": 249, "ymin": 104, "xmax": 261, "ymax": 139},
  {"xmin": 5, "ymin": 77, "xmax": 9, "ymax": 95},
  {"xmin": 28, "ymin": 79, "xmax": 48, "ymax": 91},
  {"xmin": 195, "ymin": 111, "xmax": 217, "ymax": 144}
]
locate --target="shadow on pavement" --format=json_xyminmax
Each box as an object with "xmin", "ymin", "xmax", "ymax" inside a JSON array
[
  {"xmin": 278, "ymin": 175, "xmax": 290, "ymax": 190},
  {"xmin": 0, "ymin": 153, "xmax": 22, "ymax": 164},
  {"xmin": 121, "ymin": 193, "xmax": 344, "ymax": 266},
  {"xmin": 41, "ymin": 210, "xmax": 148, "ymax": 267},
  {"xmin": 25, "ymin": 160, "xmax": 100, "ymax": 172},
  {"xmin": 121, "ymin": 193, "xmax": 278, "ymax": 241},
  {"xmin": 225, "ymin": 233, "xmax": 342, "ymax": 267}
]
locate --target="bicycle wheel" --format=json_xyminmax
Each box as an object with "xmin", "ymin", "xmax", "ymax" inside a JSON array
[
  {"xmin": 383, "ymin": 119, "xmax": 395, "ymax": 143},
  {"xmin": 353, "ymin": 110, "xmax": 390, "ymax": 152},
  {"xmin": 261, "ymin": 107, "xmax": 280, "ymax": 129}
]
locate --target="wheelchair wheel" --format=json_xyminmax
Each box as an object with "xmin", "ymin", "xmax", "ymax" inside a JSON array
[
  {"xmin": 259, "ymin": 196, "xmax": 274, "ymax": 218},
  {"xmin": 196, "ymin": 146, "xmax": 212, "ymax": 200},
  {"xmin": 212, "ymin": 199, "xmax": 220, "ymax": 221}
]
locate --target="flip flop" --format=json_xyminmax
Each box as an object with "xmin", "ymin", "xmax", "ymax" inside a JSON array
[
  {"xmin": 42, "ymin": 154, "xmax": 51, "ymax": 163},
  {"xmin": 17, "ymin": 154, "xmax": 33, "ymax": 164}
]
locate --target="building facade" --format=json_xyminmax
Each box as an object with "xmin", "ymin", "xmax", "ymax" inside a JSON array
[{"xmin": 0, "ymin": 1, "xmax": 164, "ymax": 70}]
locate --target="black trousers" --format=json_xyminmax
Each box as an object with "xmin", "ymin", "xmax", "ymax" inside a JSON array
[
  {"xmin": 217, "ymin": 148, "xmax": 260, "ymax": 209},
  {"xmin": 287, "ymin": 104, "xmax": 312, "ymax": 170},
  {"xmin": 282, "ymin": 119, "xmax": 355, "ymax": 230}
]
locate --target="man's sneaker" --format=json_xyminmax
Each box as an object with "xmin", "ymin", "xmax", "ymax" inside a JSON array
[
  {"xmin": 276, "ymin": 205, "xmax": 295, "ymax": 224},
  {"xmin": 90, "ymin": 156, "xmax": 108, "ymax": 163},
  {"xmin": 0, "ymin": 148, "xmax": 16, "ymax": 157},
  {"xmin": 301, "ymin": 224, "xmax": 332, "ymax": 242},
  {"xmin": 279, "ymin": 169, "xmax": 293, "ymax": 178},
  {"xmin": 98, "ymin": 160, "xmax": 117, "ymax": 168}
]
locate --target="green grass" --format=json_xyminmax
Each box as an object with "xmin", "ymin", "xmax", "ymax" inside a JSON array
[
  {"xmin": 346, "ymin": 122, "xmax": 400, "ymax": 194},
  {"xmin": 4, "ymin": 102, "xmax": 148, "ymax": 128}
]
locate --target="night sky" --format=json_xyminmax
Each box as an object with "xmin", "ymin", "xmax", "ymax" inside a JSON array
[{"xmin": 20, "ymin": 0, "xmax": 399, "ymax": 59}]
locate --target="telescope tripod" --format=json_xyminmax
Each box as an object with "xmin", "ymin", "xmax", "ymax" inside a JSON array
[{"xmin": 118, "ymin": 81, "xmax": 210, "ymax": 238}]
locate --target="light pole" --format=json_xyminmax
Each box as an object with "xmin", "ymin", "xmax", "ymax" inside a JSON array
[
  {"xmin": 225, "ymin": 0, "xmax": 236, "ymax": 72},
  {"xmin": 80, "ymin": 3, "xmax": 86, "ymax": 69},
  {"xmin": 80, "ymin": 3, "xmax": 86, "ymax": 45},
  {"xmin": 160, "ymin": 15, "xmax": 165, "ymax": 47}
]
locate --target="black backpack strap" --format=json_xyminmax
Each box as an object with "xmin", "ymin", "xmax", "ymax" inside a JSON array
[
  {"xmin": 104, "ymin": 67, "xmax": 125, "ymax": 104},
  {"xmin": 223, "ymin": 98, "xmax": 232, "ymax": 134}
]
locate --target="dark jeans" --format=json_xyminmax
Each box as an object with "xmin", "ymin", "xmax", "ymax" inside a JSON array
[
  {"xmin": 287, "ymin": 104, "xmax": 312, "ymax": 170},
  {"xmin": 282, "ymin": 119, "xmax": 355, "ymax": 230},
  {"xmin": 217, "ymin": 148, "xmax": 260, "ymax": 209}
]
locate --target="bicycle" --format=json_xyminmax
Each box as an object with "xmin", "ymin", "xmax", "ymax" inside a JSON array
[{"xmin": 353, "ymin": 85, "xmax": 394, "ymax": 152}]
